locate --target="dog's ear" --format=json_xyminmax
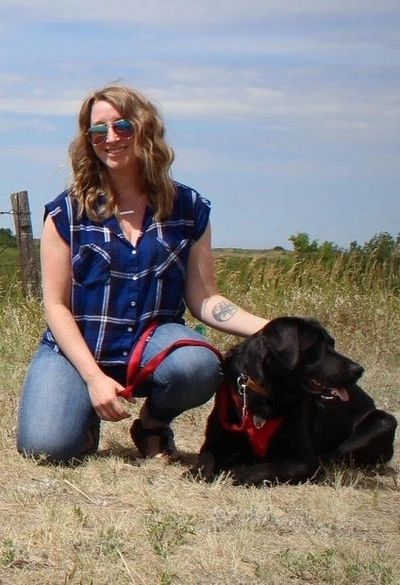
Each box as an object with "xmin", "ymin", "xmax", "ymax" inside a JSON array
[
  {"xmin": 262, "ymin": 318, "xmax": 300, "ymax": 370},
  {"xmin": 230, "ymin": 334, "xmax": 270, "ymax": 381},
  {"xmin": 262, "ymin": 317, "xmax": 321, "ymax": 371}
]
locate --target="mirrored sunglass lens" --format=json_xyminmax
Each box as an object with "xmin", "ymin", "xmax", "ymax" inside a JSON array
[
  {"xmin": 113, "ymin": 120, "xmax": 134, "ymax": 136},
  {"xmin": 88, "ymin": 124, "xmax": 108, "ymax": 134},
  {"xmin": 87, "ymin": 124, "xmax": 108, "ymax": 143}
]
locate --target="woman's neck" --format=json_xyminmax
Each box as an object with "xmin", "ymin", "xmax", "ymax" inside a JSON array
[{"xmin": 108, "ymin": 170, "xmax": 147, "ymax": 209}]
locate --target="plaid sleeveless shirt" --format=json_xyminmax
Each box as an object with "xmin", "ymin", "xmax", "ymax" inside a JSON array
[{"xmin": 41, "ymin": 182, "xmax": 210, "ymax": 366}]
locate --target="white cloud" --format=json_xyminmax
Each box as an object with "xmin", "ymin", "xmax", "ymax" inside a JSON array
[
  {"xmin": 1, "ymin": 117, "xmax": 56, "ymax": 133},
  {"xmin": 0, "ymin": 144, "xmax": 68, "ymax": 167},
  {"xmin": 173, "ymin": 144, "xmax": 324, "ymax": 178},
  {"xmin": 150, "ymin": 79, "xmax": 400, "ymax": 140},
  {"xmin": 0, "ymin": 71, "xmax": 398, "ymax": 142},
  {"xmin": 2, "ymin": 0, "xmax": 400, "ymax": 26},
  {"xmin": 0, "ymin": 97, "xmax": 80, "ymax": 116}
]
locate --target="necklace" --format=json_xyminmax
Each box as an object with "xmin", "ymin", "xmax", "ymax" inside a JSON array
[{"xmin": 118, "ymin": 209, "xmax": 135, "ymax": 216}]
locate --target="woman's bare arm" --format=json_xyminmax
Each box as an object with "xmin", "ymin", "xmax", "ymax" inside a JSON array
[
  {"xmin": 41, "ymin": 215, "xmax": 130, "ymax": 421},
  {"xmin": 184, "ymin": 223, "xmax": 268, "ymax": 337}
]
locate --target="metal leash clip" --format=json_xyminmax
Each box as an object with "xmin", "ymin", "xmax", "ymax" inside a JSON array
[{"xmin": 237, "ymin": 374, "xmax": 249, "ymax": 420}]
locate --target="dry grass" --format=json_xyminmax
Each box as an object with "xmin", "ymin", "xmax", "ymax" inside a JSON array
[{"xmin": 1, "ymin": 255, "xmax": 399, "ymax": 584}]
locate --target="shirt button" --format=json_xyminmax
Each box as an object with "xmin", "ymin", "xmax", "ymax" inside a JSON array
[
  {"xmin": 128, "ymin": 327, "xmax": 133, "ymax": 332},
  {"xmin": 132, "ymin": 275, "xmax": 138, "ymax": 281},
  {"xmin": 131, "ymin": 250, "xmax": 137, "ymax": 255},
  {"xmin": 123, "ymin": 351, "xmax": 128, "ymax": 356},
  {"xmin": 130, "ymin": 301, "xmax": 136, "ymax": 307}
]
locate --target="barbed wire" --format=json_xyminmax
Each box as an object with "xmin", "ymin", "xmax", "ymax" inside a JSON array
[{"xmin": 0, "ymin": 210, "xmax": 30, "ymax": 216}]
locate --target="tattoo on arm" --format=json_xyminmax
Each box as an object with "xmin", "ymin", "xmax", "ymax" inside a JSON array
[{"xmin": 212, "ymin": 301, "xmax": 238, "ymax": 322}]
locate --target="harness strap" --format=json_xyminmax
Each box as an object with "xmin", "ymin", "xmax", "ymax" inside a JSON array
[
  {"xmin": 117, "ymin": 322, "xmax": 223, "ymax": 400},
  {"xmin": 214, "ymin": 380, "xmax": 283, "ymax": 457}
]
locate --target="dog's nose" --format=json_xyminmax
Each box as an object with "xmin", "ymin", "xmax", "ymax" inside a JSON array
[{"xmin": 350, "ymin": 362, "xmax": 364, "ymax": 380}]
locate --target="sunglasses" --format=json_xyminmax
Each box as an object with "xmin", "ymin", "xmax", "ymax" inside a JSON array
[{"xmin": 86, "ymin": 119, "xmax": 135, "ymax": 145}]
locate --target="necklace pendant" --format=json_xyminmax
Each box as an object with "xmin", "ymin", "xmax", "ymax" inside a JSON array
[{"xmin": 118, "ymin": 209, "xmax": 135, "ymax": 216}]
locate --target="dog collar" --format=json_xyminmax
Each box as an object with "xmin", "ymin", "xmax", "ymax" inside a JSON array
[{"xmin": 237, "ymin": 373, "xmax": 272, "ymax": 398}]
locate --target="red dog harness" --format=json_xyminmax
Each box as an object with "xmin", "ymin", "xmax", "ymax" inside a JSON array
[
  {"xmin": 210, "ymin": 380, "xmax": 283, "ymax": 457},
  {"xmin": 118, "ymin": 321, "xmax": 283, "ymax": 457}
]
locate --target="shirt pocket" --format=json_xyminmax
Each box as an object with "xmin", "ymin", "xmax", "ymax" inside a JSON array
[
  {"xmin": 72, "ymin": 243, "xmax": 111, "ymax": 287},
  {"xmin": 154, "ymin": 237, "xmax": 190, "ymax": 279}
]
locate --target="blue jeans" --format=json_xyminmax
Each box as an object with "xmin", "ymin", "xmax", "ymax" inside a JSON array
[{"xmin": 17, "ymin": 323, "xmax": 222, "ymax": 463}]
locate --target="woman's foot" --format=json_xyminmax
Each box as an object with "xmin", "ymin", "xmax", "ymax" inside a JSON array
[{"xmin": 130, "ymin": 406, "xmax": 180, "ymax": 463}]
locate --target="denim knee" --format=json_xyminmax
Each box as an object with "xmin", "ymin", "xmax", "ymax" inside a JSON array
[
  {"xmin": 17, "ymin": 344, "xmax": 99, "ymax": 463},
  {"xmin": 138, "ymin": 324, "xmax": 222, "ymax": 422}
]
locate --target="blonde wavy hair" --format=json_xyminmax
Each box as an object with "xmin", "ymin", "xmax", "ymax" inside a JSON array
[{"xmin": 69, "ymin": 85, "xmax": 176, "ymax": 221}]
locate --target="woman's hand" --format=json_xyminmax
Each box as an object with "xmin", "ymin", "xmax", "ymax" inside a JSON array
[{"xmin": 86, "ymin": 372, "xmax": 132, "ymax": 421}]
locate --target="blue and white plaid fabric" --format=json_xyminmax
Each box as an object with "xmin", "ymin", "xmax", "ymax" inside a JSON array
[{"xmin": 41, "ymin": 183, "xmax": 210, "ymax": 366}]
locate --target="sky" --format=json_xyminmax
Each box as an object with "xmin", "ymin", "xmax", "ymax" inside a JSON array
[{"xmin": 0, "ymin": 0, "xmax": 399, "ymax": 250}]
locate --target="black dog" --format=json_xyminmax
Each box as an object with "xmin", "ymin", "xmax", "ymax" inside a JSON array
[{"xmin": 192, "ymin": 317, "xmax": 397, "ymax": 485}]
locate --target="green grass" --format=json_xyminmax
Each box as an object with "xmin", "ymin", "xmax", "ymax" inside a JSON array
[{"xmin": 0, "ymin": 246, "xmax": 20, "ymax": 286}]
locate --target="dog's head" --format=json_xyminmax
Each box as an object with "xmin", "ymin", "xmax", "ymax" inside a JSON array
[{"xmin": 224, "ymin": 316, "xmax": 364, "ymax": 421}]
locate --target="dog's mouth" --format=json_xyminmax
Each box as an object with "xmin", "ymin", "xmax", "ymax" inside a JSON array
[{"xmin": 306, "ymin": 378, "xmax": 350, "ymax": 402}]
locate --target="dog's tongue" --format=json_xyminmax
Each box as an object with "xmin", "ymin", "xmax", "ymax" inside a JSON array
[
  {"xmin": 331, "ymin": 388, "xmax": 349, "ymax": 402},
  {"xmin": 252, "ymin": 415, "xmax": 267, "ymax": 429}
]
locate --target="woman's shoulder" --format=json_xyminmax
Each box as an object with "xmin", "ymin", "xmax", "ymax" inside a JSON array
[
  {"xmin": 173, "ymin": 181, "xmax": 211, "ymax": 211},
  {"xmin": 45, "ymin": 189, "xmax": 73, "ymax": 215},
  {"xmin": 172, "ymin": 182, "xmax": 211, "ymax": 240},
  {"xmin": 43, "ymin": 189, "xmax": 83, "ymax": 235}
]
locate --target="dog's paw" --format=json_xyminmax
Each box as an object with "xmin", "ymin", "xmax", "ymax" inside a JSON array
[
  {"xmin": 185, "ymin": 451, "xmax": 216, "ymax": 482},
  {"xmin": 183, "ymin": 465, "xmax": 213, "ymax": 482},
  {"xmin": 229, "ymin": 465, "xmax": 252, "ymax": 485},
  {"xmin": 229, "ymin": 464, "xmax": 275, "ymax": 486}
]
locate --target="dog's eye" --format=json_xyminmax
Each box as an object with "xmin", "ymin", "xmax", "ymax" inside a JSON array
[{"xmin": 302, "ymin": 345, "xmax": 321, "ymax": 365}]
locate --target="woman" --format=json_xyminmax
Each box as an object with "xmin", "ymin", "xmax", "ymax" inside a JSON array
[{"xmin": 17, "ymin": 85, "xmax": 267, "ymax": 463}]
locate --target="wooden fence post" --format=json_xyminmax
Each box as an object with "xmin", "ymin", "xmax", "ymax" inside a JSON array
[{"xmin": 10, "ymin": 191, "xmax": 41, "ymax": 298}]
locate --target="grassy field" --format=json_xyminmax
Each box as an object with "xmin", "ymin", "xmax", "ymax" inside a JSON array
[{"xmin": 0, "ymin": 252, "xmax": 399, "ymax": 584}]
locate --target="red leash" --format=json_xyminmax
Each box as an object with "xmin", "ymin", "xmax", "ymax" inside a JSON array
[{"xmin": 117, "ymin": 321, "xmax": 223, "ymax": 400}]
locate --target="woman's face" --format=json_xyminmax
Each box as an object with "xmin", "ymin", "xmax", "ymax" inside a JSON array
[{"xmin": 89, "ymin": 100, "xmax": 137, "ymax": 175}]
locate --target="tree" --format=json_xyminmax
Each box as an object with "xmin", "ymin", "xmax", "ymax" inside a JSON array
[
  {"xmin": 0, "ymin": 228, "xmax": 16, "ymax": 246},
  {"xmin": 288, "ymin": 233, "xmax": 319, "ymax": 255},
  {"xmin": 348, "ymin": 240, "xmax": 362, "ymax": 253},
  {"xmin": 362, "ymin": 232, "xmax": 397, "ymax": 262}
]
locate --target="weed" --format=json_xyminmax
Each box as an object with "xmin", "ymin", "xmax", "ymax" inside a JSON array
[
  {"xmin": 146, "ymin": 508, "xmax": 196, "ymax": 558},
  {"xmin": 160, "ymin": 571, "xmax": 177, "ymax": 585},
  {"xmin": 94, "ymin": 526, "xmax": 125, "ymax": 559},
  {"xmin": 277, "ymin": 548, "xmax": 395, "ymax": 584},
  {"xmin": 72, "ymin": 505, "xmax": 90, "ymax": 527},
  {"xmin": 1, "ymin": 538, "xmax": 17, "ymax": 567},
  {"xmin": 278, "ymin": 547, "xmax": 337, "ymax": 582}
]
